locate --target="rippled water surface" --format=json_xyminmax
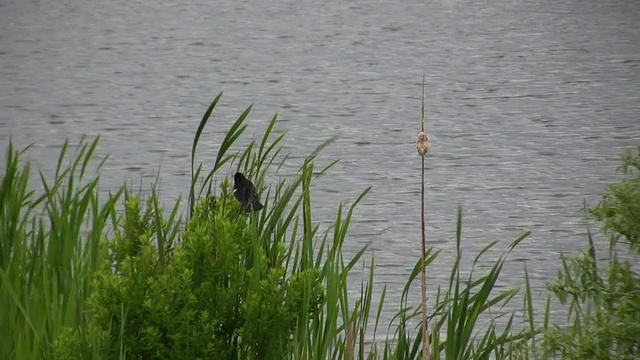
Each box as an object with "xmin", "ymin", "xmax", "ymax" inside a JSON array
[{"xmin": 1, "ymin": 0, "xmax": 639, "ymax": 329}]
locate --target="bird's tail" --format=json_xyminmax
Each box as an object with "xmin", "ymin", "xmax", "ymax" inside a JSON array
[{"xmin": 252, "ymin": 200, "xmax": 264, "ymax": 211}]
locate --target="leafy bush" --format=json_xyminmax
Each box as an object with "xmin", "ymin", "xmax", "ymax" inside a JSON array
[
  {"xmin": 592, "ymin": 146, "xmax": 640, "ymax": 254},
  {"xmin": 54, "ymin": 190, "xmax": 323, "ymax": 359},
  {"xmin": 542, "ymin": 146, "xmax": 640, "ymax": 359}
]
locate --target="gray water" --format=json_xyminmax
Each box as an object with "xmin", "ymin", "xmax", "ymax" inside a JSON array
[{"xmin": 1, "ymin": 0, "xmax": 639, "ymax": 335}]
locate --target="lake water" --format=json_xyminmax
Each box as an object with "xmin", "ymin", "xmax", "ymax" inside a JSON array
[{"xmin": 1, "ymin": 0, "xmax": 639, "ymax": 336}]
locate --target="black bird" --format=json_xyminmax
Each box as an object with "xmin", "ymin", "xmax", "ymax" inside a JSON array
[{"xmin": 233, "ymin": 172, "xmax": 264, "ymax": 212}]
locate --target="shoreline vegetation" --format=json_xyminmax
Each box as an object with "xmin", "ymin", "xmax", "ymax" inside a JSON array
[{"xmin": 1, "ymin": 94, "xmax": 638, "ymax": 359}]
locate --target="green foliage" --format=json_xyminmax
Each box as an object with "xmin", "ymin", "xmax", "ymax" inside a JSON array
[
  {"xmin": 0, "ymin": 138, "xmax": 121, "ymax": 359},
  {"xmin": 591, "ymin": 145, "xmax": 640, "ymax": 254},
  {"xmin": 542, "ymin": 146, "xmax": 640, "ymax": 359},
  {"xmin": 380, "ymin": 208, "xmax": 535, "ymax": 360},
  {"xmin": 54, "ymin": 192, "xmax": 322, "ymax": 359},
  {"xmin": 52, "ymin": 94, "xmax": 369, "ymax": 359},
  {"xmin": 2, "ymin": 93, "xmax": 566, "ymax": 360}
]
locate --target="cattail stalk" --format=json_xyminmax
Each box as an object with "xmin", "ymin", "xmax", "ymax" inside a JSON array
[{"xmin": 416, "ymin": 71, "xmax": 431, "ymax": 359}]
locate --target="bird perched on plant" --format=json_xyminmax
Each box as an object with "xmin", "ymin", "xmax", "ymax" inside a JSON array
[{"xmin": 233, "ymin": 172, "xmax": 264, "ymax": 212}]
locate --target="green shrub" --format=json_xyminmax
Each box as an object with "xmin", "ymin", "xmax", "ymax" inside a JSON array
[
  {"xmin": 542, "ymin": 146, "xmax": 640, "ymax": 359},
  {"xmin": 53, "ymin": 191, "xmax": 323, "ymax": 359},
  {"xmin": 592, "ymin": 146, "xmax": 640, "ymax": 254}
]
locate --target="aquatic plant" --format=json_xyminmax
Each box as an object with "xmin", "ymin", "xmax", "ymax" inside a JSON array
[{"xmin": 0, "ymin": 93, "xmax": 579, "ymax": 359}]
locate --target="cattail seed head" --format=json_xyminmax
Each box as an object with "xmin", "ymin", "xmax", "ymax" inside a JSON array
[{"xmin": 417, "ymin": 131, "xmax": 431, "ymax": 155}]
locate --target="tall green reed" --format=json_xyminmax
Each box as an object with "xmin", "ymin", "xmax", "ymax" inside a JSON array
[
  {"xmin": 0, "ymin": 138, "xmax": 122, "ymax": 359},
  {"xmin": 381, "ymin": 208, "xmax": 536, "ymax": 360},
  {"xmin": 186, "ymin": 93, "xmax": 377, "ymax": 359}
]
